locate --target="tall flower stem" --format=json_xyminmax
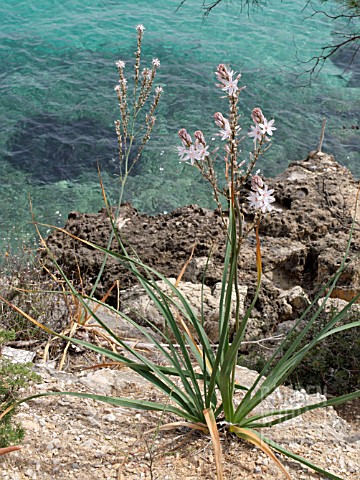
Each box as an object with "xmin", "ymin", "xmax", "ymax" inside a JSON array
[{"xmin": 88, "ymin": 25, "xmax": 162, "ymax": 300}]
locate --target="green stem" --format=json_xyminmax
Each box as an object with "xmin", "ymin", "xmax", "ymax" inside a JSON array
[{"xmin": 89, "ymin": 125, "xmax": 135, "ymax": 299}]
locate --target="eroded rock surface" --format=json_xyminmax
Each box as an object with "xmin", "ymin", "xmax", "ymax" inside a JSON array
[{"xmin": 43, "ymin": 153, "xmax": 360, "ymax": 337}]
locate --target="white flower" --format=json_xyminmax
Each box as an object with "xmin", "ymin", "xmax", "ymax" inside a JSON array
[
  {"xmin": 219, "ymin": 75, "xmax": 239, "ymax": 96},
  {"xmin": 182, "ymin": 144, "xmax": 199, "ymax": 165},
  {"xmin": 152, "ymin": 58, "xmax": 160, "ymax": 67},
  {"xmin": 258, "ymin": 185, "xmax": 276, "ymax": 213},
  {"xmin": 177, "ymin": 144, "xmax": 188, "ymax": 161},
  {"xmin": 215, "ymin": 64, "xmax": 245, "ymax": 98},
  {"xmin": 136, "ymin": 24, "xmax": 145, "ymax": 33},
  {"xmin": 116, "ymin": 60, "xmax": 125, "ymax": 69},
  {"xmin": 178, "ymin": 144, "xmax": 207, "ymax": 165},
  {"xmin": 248, "ymin": 184, "xmax": 275, "ymax": 213},
  {"xmin": 248, "ymin": 123, "xmax": 263, "ymax": 145},
  {"xmin": 219, "ymin": 124, "xmax": 232, "ymax": 140},
  {"xmin": 259, "ymin": 118, "xmax": 276, "ymax": 136},
  {"xmin": 155, "ymin": 86, "xmax": 163, "ymax": 94},
  {"xmin": 221, "ymin": 123, "xmax": 240, "ymax": 140},
  {"xmin": 219, "ymin": 117, "xmax": 231, "ymax": 140},
  {"xmin": 196, "ymin": 144, "xmax": 209, "ymax": 160},
  {"xmin": 142, "ymin": 68, "xmax": 151, "ymax": 79},
  {"xmin": 214, "ymin": 112, "xmax": 240, "ymax": 140},
  {"xmin": 247, "ymin": 190, "xmax": 262, "ymax": 210},
  {"xmin": 114, "ymin": 85, "xmax": 121, "ymax": 92}
]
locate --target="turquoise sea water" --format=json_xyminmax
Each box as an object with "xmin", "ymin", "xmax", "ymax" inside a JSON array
[{"xmin": 1, "ymin": 0, "xmax": 359, "ymax": 252}]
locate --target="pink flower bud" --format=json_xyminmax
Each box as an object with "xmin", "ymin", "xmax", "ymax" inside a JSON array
[
  {"xmin": 194, "ymin": 130, "xmax": 206, "ymax": 146},
  {"xmin": 251, "ymin": 174, "xmax": 264, "ymax": 191},
  {"xmin": 252, "ymin": 108, "xmax": 265, "ymax": 125},
  {"xmin": 214, "ymin": 112, "xmax": 226, "ymax": 129},
  {"xmin": 216, "ymin": 64, "xmax": 231, "ymax": 82},
  {"xmin": 178, "ymin": 128, "xmax": 192, "ymax": 146}
]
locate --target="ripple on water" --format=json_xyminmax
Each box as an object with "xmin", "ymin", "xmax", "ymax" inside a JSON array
[{"xmin": 0, "ymin": 0, "xmax": 359, "ymax": 252}]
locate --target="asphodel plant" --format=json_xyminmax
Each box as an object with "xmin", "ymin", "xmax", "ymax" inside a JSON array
[{"xmin": 1, "ymin": 55, "xmax": 360, "ymax": 480}]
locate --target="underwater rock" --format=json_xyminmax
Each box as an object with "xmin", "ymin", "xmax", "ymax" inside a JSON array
[
  {"xmin": 331, "ymin": 43, "xmax": 360, "ymax": 88},
  {"xmin": 5, "ymin": 113, "xmax": 141, "ymax": 183}
]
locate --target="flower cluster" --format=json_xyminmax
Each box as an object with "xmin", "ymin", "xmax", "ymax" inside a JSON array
[
  {"xmin": 177, "ymin": 129, "xmax": 209, "ymax": 165},
  {"xmin": 248, "ymin": 107, "xmax": 276, "ymax": 147},
  {"xmin": 113, "ymin": 25, "xmax": 163, "ymax": 170},
  {"xmin": 214, "ymin": 112, "xmax": 240, "ymax": 141},
  {"xmin": 215, "ymin": 64, "xmax": 243, "ymax": 97},
  {"xmin": 177, "ymin": 63, "xmax": 277, "ymax": 219},
  {"xmin": 247, "ymin": 173, "xmax": 275, "ymax": 213}
]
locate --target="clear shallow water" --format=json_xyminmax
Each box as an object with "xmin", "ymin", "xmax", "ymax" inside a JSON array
[{"xmin": 0, "ymin": 0, "xmax": 359, "ymax": 252}]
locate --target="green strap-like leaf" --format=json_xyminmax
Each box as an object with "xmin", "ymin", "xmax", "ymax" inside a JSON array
[
  {"xmin": 6, "ymin": 391, "xmax": 198, "ymax": 422},
  {"xmin": 240, "ymin": 389, "xmax": 360, "ymax": 428}
]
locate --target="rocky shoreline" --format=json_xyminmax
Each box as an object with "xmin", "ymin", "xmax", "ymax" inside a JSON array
[{"xmin": 43, "ymin": 151, "xmax": 360, "ymax": 340}]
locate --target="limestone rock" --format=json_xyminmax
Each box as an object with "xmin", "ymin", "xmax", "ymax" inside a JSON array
[
  {"xmin": 79, "ymin": 368, "xmax": 147, "ymax": 395},
  {"xmin": 119, "ymin": 278, "xmax": 247, "ymax": 342},
  {"xmin": 1, "ymin": 346, "xmax": 36, "ymax": 364},
  {"xmin": 42, "ymin": 153, "xmax": 360, "ymax": 335}
]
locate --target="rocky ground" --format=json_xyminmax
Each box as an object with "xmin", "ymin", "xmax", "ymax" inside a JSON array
[
  {"xmin": 1, "ymin": 361, "xmax": 359, "ymax": 480},
  {"xmin": 1, "ymin": 298, "xmax": 359, "ymax": 480}
]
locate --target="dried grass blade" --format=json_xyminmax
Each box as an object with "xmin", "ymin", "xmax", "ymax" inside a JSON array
[
  {"xmin": 174, "ymin": 244, "xmax": 196, "ymax": 288},
  {"xmin": 0, "ymin": 446, "xmax": 22, "ymax": 456},
  {"xmin": 146, "ymin": 421, "xmax": 208, "ymax": 434},
  {"xmin": 203, "ymin": 408, "xmax": 224, "ymax": 480},
  {"xmin": 230, "ymin": 426, "xmax": 291, "ymax": 479}
]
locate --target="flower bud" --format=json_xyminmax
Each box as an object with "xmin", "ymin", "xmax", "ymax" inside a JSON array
[
  {"xmin": 214, "ymin": 112, "xmax": 226, "ymax": 129},
  {"xmin": 251, "ymin": 174, "xmax": 264, "ymax": 191},
  {"xmin": 194, "ymin": 130, "xmax": 206, "ymax": 146},
  {"xmin": 252, "ymin": 108, "xmax": 265, "ymax": 125},
  {"xmin": 178, "ymin": 128, "xmax": 192, "ymax": 146},
  {"xmin": 216, "ymin": 64, "xmax": 231, "ymax": 82}
]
